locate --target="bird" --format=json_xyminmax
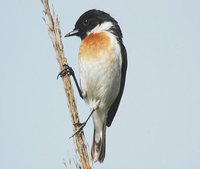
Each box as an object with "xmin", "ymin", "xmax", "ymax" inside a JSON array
[{"xmin": 58, "ymin": 9, "xmax": 127, "ymax": 163}]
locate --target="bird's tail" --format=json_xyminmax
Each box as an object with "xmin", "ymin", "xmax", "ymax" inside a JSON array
[{"xmin": 91, "ymin": 124, "xmax": 106, "ymax": 163}]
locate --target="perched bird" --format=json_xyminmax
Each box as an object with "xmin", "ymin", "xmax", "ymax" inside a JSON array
[{"xmin": 59, "ymin": 9, "xmax": 127, "ymax": 163}]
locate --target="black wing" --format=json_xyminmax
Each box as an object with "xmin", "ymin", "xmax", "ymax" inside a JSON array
[{"xmin": 106, "ymin": 43, "xmax": 127, "ymax": 127}]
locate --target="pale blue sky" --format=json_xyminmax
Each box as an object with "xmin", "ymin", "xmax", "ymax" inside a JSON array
[{"xmin": 1, "ymin": 0, "xmax": 200, "ymax": 169}]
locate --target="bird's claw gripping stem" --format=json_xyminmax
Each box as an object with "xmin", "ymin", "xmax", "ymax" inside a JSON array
[
  {"xmin": 69, "ymin": 122, "xmax": 86, "ymax": 139},
  {"xmin": 57, "ymin": 64, "xmax": 74, "ymax": 79},
  {"xmin": 57, "ymin": 64, "xmax": 83, "ymax": 98}
]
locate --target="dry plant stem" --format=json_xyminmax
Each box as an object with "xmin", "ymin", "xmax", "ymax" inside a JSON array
[{"xmin": 42, "ymin": 0, "xmax": 91, "ymax": 168}]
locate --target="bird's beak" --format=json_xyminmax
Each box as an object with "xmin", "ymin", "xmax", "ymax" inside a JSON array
[{"xmin": 64, "ymin": 29, "xmax": 79, "ymax": 37}]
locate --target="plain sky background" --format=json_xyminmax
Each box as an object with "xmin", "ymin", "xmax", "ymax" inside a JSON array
[{"xmin": 1, "ymin": 0, "xmax": 200, "ymax": 169}]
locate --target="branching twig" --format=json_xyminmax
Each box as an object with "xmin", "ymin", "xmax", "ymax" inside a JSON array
[{"xmin": 42, "ymin": 0, "xmax": 91, "ymax": 168}]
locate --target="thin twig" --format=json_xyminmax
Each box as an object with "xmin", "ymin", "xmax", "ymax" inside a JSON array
[{"xmin": 41, "ymin": 0, "xmax": 91, "ymax": 168}]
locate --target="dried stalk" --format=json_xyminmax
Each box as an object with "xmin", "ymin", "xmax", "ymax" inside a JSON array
[{"xmin": 42, "ymin": 0, "xmax": 91, "ymax": 168}]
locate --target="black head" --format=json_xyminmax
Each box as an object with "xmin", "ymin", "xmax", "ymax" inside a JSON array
[{"xmin": 65, "ymin": 9, "xmax": 123, "ymax": 40}]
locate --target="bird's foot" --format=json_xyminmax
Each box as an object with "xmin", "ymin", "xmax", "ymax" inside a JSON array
[
  {"xmin": 57, "ymin": 64, "xmax": 74, "ymax": 79},
  {"xmin": 69, "ymin": 122, "xmax": 86, "ymax": 138}
]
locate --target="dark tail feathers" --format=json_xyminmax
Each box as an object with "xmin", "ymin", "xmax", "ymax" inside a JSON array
[{"xmin": 91, "ymin": 125, "xmax": 106, "ymax": 163}]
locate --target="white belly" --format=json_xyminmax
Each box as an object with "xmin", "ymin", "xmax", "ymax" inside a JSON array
[{"xmin": 79, "ymin": 54, "xmax": 121, "ymax": 111}]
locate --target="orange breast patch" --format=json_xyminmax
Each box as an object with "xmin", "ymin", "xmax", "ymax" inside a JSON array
[{"xmin": 79, "ymin": 32, "xmax": 111, "ymax": 61}]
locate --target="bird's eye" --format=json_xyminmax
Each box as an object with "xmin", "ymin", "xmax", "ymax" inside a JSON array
[{"xmin": 83, "ymin": 19, "xmax": 89, "ymax": 26}]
